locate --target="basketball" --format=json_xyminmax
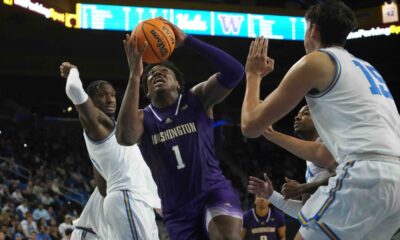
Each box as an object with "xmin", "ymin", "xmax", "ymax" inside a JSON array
[{"xmin": 132, "ymin": 18, "xmax": 176, "ymax": 64}]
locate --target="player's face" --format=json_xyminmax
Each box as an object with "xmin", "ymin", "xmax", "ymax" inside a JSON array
[
  {"xmin": 147, "ymin": 65, "xmax": 180, "ymax": 96},
  {"xmin": 304, "ymin": 21, "xmax": 318, "ymax": 54},
  {"xmin": 255, "ymin": 196, "xmax": 269, "ymax": 209},
  {"xmin": 92, "ymin": 84, "xmax": 117, "ymax": 117},
  {"xmin": 294, "ymin": 106, "xmax": 315, "ymax": 138}
]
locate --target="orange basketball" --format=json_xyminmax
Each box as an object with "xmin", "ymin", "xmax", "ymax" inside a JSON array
[{"xmin": 132, "ymin": 18, "xmax": 176, "ymax": 64}]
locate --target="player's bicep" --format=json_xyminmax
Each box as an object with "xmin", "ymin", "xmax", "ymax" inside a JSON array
[
  {"xmin": 191, "ymin": 73, "xmax": 232, "ymax": 110},
  {"xmin": 277, "ymin": 225, "xmax": 287, "ymax": 240}
]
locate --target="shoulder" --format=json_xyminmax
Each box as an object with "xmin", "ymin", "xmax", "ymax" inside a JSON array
[{"xmin": 295, "ymin": 51, "xmax": 334, "ymax": 73}]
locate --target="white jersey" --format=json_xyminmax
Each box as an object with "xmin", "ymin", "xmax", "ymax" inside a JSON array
[
  {"xmin": 305, "ymin": 138, "xmax": 331, "ymax": 183},
  {"xmin": 73, "ymin": 188, "xmax": 107, "ymax": 239},
  {"xmin": 305, "ymin": 161, "xmax": 331, "ymax": 183},
  {"xmin": 306, "ymin": 47, "xmax": 400, "ymax": 163},
  {"xmin": 83, "ymin": 126, "xmax": 161, "ymax": 209}
]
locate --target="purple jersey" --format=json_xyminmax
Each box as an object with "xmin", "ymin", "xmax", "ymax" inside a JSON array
[
  {"xmin": 139, "ymin": 91, "xmax": 228, "ymax": 214},
  {"xmin": 243, "ymin": 208, "xmax": 285, "ymax": 240}
]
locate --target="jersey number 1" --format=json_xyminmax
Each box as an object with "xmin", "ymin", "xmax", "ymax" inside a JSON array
[
  {"xmin": 352, "ymin": 59, "xmax": 392, "ymax": 99},
  {"xmin": 172, "ymin": 145, "xmax": 185, "ymax": 169}
]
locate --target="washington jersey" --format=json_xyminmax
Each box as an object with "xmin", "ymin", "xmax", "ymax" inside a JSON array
[
  {"xmin": 243, "ymin": 208, "xmax": 285, "ymax": 240},
  {"xmin": 83, "ymin": 126, "xmax": 161, "ymax": 209},
  {"xmin": 306, "ymin": 47, "xmax": 400, "ymax": 163},
  {"xmin": 139, "ymin": 91, "xmax": 228, "ymax": 214}
]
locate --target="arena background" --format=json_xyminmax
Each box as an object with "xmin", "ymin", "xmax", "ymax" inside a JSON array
[{"xmin": 0, "ymin": 0, "xmax": 399, "ymax": 239}]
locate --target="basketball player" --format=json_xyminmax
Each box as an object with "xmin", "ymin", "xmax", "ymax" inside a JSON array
[
  {"xmin": 116, "ymin": 18, "xmax": 244, "ymax": 239},
  {"xmin": 241, "ymin": 195, "xmax": 286, "ymax": 240},
  {"xmin": 250, "ymin": 105, "xmax": 334, "ymax": 220},
  {"xmin": 60, "ymin": 62, "xmax": 161, "ymax": 240},
  {"xmin": 242, "ymin": 1, "xmax": 400, "ymax": 239}
]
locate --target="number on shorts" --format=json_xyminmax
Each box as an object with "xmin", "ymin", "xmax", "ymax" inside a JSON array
[
  {"xmin": 260, "ymin": 236, "xmax": 268, "ymax": 240},
  {"xmin": 172, "ymin": 145, "xmax": 185, "ymax": 169},
  {"xmin": 352, "ymin": 59, "xmax": 392, "ymax": 99}
]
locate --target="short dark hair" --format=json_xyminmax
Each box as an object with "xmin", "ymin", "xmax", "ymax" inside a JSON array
[
  {"xmin": 140, "ymin": 61, "xmax": 185, "ymax": 95},
  {"xmin": 86, "ymin": 80, "xmax": 113, "ymax": 99},
  {"xmin": 305, "ymin": 0, "xmax": 357, "ymax": 46}
]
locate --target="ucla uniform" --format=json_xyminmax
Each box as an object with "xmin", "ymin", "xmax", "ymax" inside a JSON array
[
  {"xmin": 71, "ymin": 188, "xmax": 107, "ymax": 240},
  {"xmin": 84, "ymin": 126, "xmax": 161, "ymax": 240},
  {"xmin": 243, "ymin": 208, "xmax": 285, "ymax": 240},
  {"xmin": 300, "ymin": 47, "xmax": 400, "ymax": 240},
  {"xmin": 139, "ymin": 92, "xmax": 243, "ymax": 239}
]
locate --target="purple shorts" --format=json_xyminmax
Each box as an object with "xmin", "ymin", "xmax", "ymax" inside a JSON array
[{"xmin": 164, "ymin": 183, "xmax": 243, "ymax": 240}]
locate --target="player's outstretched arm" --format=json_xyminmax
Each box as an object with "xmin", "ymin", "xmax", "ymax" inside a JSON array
[
  {"xmin": 241, "ymin": 40, "xmax": 335, "ymax": 138},
  {"xmin": 60, "ymin": 62, "xmax": 113, "ymax": 141},
  {"xmin": 282, "ymin": 174, "xmax": 334, "ymax": 199},
  {"xmin": 160, "ymin": 17, "xmax": 245, "ymax": 110},
  {"xmin": 262, "ymin": 127, "xmax": 336, "ymax": 168},
  {"xmin": 248, "ymin": 173, "xmax": 303, "ymax": 219},
  {"xmin": 116, "ymin": 34, "xmax": 146, "ymax": 146}
]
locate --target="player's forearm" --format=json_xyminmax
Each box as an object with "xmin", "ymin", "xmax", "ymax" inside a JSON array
[
  {"xmin": 264, "ymin": 131, "xmax": 335, "ymax": 168},
  {"xmin": 302, "ymin": 173, "xmax": 334, "ymax": 194},
  {"xmin": 269, "ymin": 191, "xmax": 303, "ymax": 219},
  {"xmin": 116, "ymin": 76, "xmax": 143, "ymax": 146},
  {"xmin": 241, "ymin": 74, "xmax": 265, "ymax": 138},
  {"xmin": 184, "ymin": 35, "xmax": 244, "ymax": 88}
]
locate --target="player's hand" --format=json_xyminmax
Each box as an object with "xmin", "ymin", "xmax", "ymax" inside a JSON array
[
  {"xmin": 156, "ymin": 17, "xmax": 187, "ymax": 47},
  {"xmin": 245, "ymin": 37, "xmax": 274, "ymax": 79},
  {"xmin": 281, "ymin": 177, "xmax": 303, "ymax": 199},
  {"xmin": 60, "ymin": 62, "xmax": 77, "ymax": 78},
  {"xmin": 124, "ymin": 33, "xmax": 147, "ymax": 80},
  {"xmin": 248, "ymin": 173, "xmax": 274, "ymax": 199}
]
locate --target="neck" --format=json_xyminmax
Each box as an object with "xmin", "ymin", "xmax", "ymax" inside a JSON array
[
  {"xmin": 255, "ymin": 206, "xmax": 269, "ymax": 217},
  {"xmin": 151, "ymin": 91, "xmax": 179, "ymax": 108},
  {"xmin": 299, "ymin": 131, "xmax": 318, "ymax": 141}
]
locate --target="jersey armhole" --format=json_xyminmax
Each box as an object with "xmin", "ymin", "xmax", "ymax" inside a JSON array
[
  {"xmin": 84, "ymin": 122, "xmax": 116, "ymax": 145},
  {"xmin": 307, "ymin": 50, "xmax": 341, "ymax": 98}
]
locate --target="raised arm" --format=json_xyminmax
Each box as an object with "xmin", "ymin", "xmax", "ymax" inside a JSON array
[
  {"xmin": 241, "ymin": 38, "xmax": 335, "ymax": 138},
  {"xmin": 263, "ymin": 127, "xmax": 336, "ymax": 168},
  {"xmin": 60, "ymin": 62, "xmax": 113, "ymax": 141},
  {"xmin": 116, "ymin": 34, "xmax": 146, "ymax": 146},
  {"xmin": 185, "ymin": 35, "xmax": 244, "ymax": 109},
  {"xmin": 248, "ymin": 174, "xmax": 303, "ymax": 219},
  {"xmin": 159, "ymin": 18, "xmax": 244, "ymax": 110}
]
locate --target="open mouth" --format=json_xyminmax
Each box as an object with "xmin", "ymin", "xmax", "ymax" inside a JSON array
[{"xmin": 153, "ymin": 76, "xmax": 166, "ymax": 86}]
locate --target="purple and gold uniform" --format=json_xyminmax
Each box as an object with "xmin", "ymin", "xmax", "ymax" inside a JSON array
[
  {"xmin": 139, "ymin": 91, "xmax": 242, "ymax": 239},
  {"xmin": 243, "ymin": 208, "xmax": 285, "ymax": 240}
]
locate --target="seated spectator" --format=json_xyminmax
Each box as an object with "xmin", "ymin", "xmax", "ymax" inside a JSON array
[
  {"xmin": 10, "ymin": 189, "xmax": 23, "ymax": 204},
  {"xmin": 40, "ymin": 193, "xmax": 53, "ymax": 206},
  {"xmin": 32, "ymin": 204, "xmax": 50, "ymax": 222},
  {"xmin": 20, "ymin": 213, "xmax": 37, "ymax": 237},
  {"xmin": 48, "ymin": 219, "xmax": 59, "ymax": 240},
  {"xmin": 14, "ymin": 232, "xmax": 24, "ymax": 240},
  {"xmin": 13, "ymin": 224, "xmax": 26, "ymax": 240},
  {"xmin": 58, "ymin": 215, "xmax": 73, "ymax": 238},
  {"xmin": 16, "ymin": 199, "xmax": 29, "ymax": 219},
  {"xmin": 36, "ymin": 225, "xmax": 51, "ymax": 240}
]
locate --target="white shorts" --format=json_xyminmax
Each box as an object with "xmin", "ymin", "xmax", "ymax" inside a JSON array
[
  {"xmin": 104, "ymin": 190, "xmax": 159, "ymax": 240},
  {"xmin": 71, "ymin": 228, "xmax": 99, "ymax": 240},
  {"xmin": 299, "ymin": 159, "xmax": 400, "ymax": 240}
]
